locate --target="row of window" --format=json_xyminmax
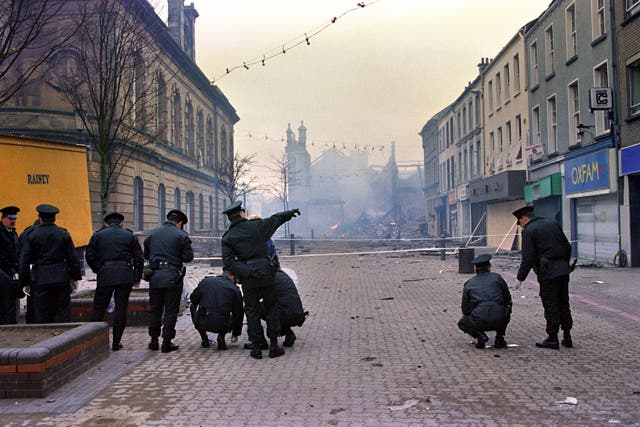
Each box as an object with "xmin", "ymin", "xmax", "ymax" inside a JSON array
[
  {"xmin": 488, "ymin": 54, "xmax": 522, "ymax": 114},
  {"xmin": 440, "ymin": 141, "xmax": 483, "ymax": 192},
  {"xmin": 131, "ymin": 177, "xmax": 219, "ymax": 233}
]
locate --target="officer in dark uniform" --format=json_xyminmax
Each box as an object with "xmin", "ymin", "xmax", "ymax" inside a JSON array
[
  {"xmin": 143, "ymin": 209, "xmax": 193, "ymax": 353},
  {"xmin": 513, "ymin": 205, "xmax": 573, "ymax": 349},
  {"xmin": 19, "ymin": 219, "xmax": 40, "ymax": 323},
  {"xmin": 189, "ymin": 267, "xmax": 243, "ymax": 350},
  {"xmin": 458, "ymin": 254, "xmax": 512, "ymax": 349},
  {"xmin": 0, "ymin": 206, "xmax": 21, "ymax": 324},
  {"xmin": 85, "ymin": 212, "xmax": 144, "ymax": 351},
  {"xmin": 19, "ymin": 204, "xmax": 82, "ymax": 323},
  {"xmin": 266, "ymin": 269, "xmax": 308, "ymax": 347},
  {"xmin": 221, "ymin": 200, "xmax": 300, "ymax": 359}
]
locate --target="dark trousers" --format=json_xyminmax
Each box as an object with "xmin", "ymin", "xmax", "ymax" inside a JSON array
[
  {"xmin": 32, "ymin": 282, "xmax": 71, "ymax": 323},
  {"xmin": 0, "ymin": 271, "xmax": 17, "ymax": 324},
  {"xmin": 92, "ymin": 283, "xmax": 133, "ymax": 344},
  {"xmin": 458, "ymin": 314, "xmax": 510, "ymax": 338},
  {"xmin": 539, "ymin": 275, "xmax": 572, "ymax": 335},
  {"xmin": 25, "ymin": 295, "xmax": 34, "ymax": 324},
  {"xmin": 148, "ymin": 285, "xmax": 182, "ymax": 341},
  {"xmin": 243, "ymin": 284, "xmax": 280, "ymax": 344},
  {"xmin": 198, "ymin": 329, "xmax": 225, "ymax": 343}
]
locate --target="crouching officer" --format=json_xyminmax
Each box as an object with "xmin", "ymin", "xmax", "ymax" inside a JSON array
[
  {"xmin": 260, "ymin": 269, "xmax": 308, "ymax": 347},
  {"xmin": 458, "ymin": 254, "xmax": 512, "ymax": 349},
  {"xmin": 19, "ymin": 204, "xmax": 82, "ymax": 323},
  {"xmin": 85, "ymin": 212, "xmax": 144, "ymax": 351},
  {"xmin": 143, "ymin": 209, "xmax": 193, "ymax": 353},
  {"xmin": 221, "ymin": 200, "xmax": 301, "ymax": 359},
  {"xmin": 190, "ymin": 267, "xmax": 243, "ymax": 350},
  {"xmin": 1, "ymin": 206, "xmax": 21, "ymax": 324}
]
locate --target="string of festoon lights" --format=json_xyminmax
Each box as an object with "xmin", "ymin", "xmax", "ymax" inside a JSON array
[
  {"xmin": 240, "ymin": 130, "xmax": 386, "ymax": 154},
  {"xmin": 209, "ymin": 0, "xmax": 385, "ymax": 84}
]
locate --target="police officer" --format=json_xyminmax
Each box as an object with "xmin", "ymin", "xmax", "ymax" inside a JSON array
[
  {"xmin": 19, "ymin": 204, "xmax": 82, "ymax": 323},
  {"xmin": 0, "ymin": 206, "xmax": 21, "ymax": 324},
  {"xmin": 143, "ymin": 209, "xmax": 193, "ymax": 353},
  {"xmin": 458, "ymin": 254, "xmax": 512, "ymax": 349},
  {"xmin": 189, "ymin": 267, "xmax": 243, "ymax": 350},
  {"xmin": 85, "ymin": 212, "xmax": 144, "ymax": 351},
  {"xmin": 513, "ymin": 205, "xmax": 573, "ymax": 349},
  {"xmin": 265, "ymin": 269, "xmax": 308, "ymax": 347},
  {"xmin": 221, "ymin": 200, "xmax": 300, "ymax": 359}
]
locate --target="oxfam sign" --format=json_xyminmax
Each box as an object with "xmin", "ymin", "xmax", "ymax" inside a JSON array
[{"xmin": 564, "ymin": 149, "xmax": 610, "ymax": 195}]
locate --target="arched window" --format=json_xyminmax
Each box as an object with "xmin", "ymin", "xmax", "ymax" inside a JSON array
[
  {"xmin": 186, "ymin": 191, "xmax": 195, "ymax": 233},
  {"xmin": 221, "ymin": 127, "xmax": 228, "ymax": 161},
  {"xmin": 133, "ymin": 177, "xmax": 144, "ymax": 231},
  {"xmin": 156, "ymin": 71, "xmax": 167, "ymax": 142},
  {"xmin": 198, "ymin": 193, "xmax": 204, "ymax": 229},
  {"xmin": 132, "ymin": 54, "xmax": 145, "ymax": 126},
  {"xmin": 158, "ymin": 184, "xmax": 166, "ymax": 224},
  {"xmin": 209, "ymin": 195, "xmax": 214, "ymax": 230},
  {"xmin": 174, "ymin": 188, "xmax": 181, "ymax": 210},
  {"xmin": 205, "ymin": 115, "xmax": 213, "ymax": 167},
  {"xmin": 196, "ymin": 109, "xmax": 204, "ymax": 165},
  {"xmin": 171, "ymin": 86, "xmax": 182, "ymax": 149},
  {"xmin": 185, "ymin": 95, "xmax": 194, "ymax": 156}
]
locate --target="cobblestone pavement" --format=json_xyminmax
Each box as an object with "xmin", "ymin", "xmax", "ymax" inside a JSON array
[{"xmin": 2, "ymin": 251, "xmax": 640, "ymax": 426}]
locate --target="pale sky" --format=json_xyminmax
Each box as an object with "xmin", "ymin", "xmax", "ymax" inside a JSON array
[{"xmin": 176, "ymin": 0, "xmax": 550, "ymax": 173}]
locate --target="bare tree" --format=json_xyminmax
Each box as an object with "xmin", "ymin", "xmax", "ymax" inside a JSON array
[
  {"xmin": 53, "ymin": 0, "xmax": 162, "ymax": 214},
  {"xmin": 216, "ymin": 153, "xmax": 260, "ymax": 206},
  {"xmin": 0, "ymin": 0, "xmax": 80, "ymax": 106},
  {"xmin": 269, "ymin": 153, "xmax": 300, "ymax": 237}
]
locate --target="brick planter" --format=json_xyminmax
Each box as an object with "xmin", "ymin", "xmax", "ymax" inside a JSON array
[
  {"xmin": 70, "ymin": 288, "xmax": 186, "ymax": 326},
  {"xmin": 0, "ymin": 322, "xmax": 109, "ymax": 398}
]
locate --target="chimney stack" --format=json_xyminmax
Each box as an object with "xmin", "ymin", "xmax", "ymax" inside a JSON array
[{"xmin": 167, "ymin": 1, "xmax": 199, "ymax": 62}]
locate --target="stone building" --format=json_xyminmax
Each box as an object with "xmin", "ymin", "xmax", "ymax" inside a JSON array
[{"xmin": 0, "ymin": 0, "xmax": 239, "ymax": 238}]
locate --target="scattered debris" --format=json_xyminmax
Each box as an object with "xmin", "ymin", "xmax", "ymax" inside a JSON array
[
  {"xmin": 329, "ymin": 408, "xmax": 345, "ymax": 415},
  {"xmin": 506, "ymin": 344, "xmax": 519, "ymax": 348},
  {"xmin": 361, "ymin": 356, "xmax": 377, "ymax": 361},
  {"xmin": 380, "ymin": 297, "xmax": 394, "ymax": 300},
  {"xmin": 401, "ymin": 279, "xmax": 422, "ymax": 282},
  {"xmin": 371, "ymin": 362, "xmax": 384, "ymax": 367},
  {"xmin": 556, "ymin": 397, "xmax": 578, "ymax": 405},
  {"xmin": 608, "ymin": 420, "xmax": 621, "ymax": 424},
  {"xmin": 592, "ymin": 280, "xmax": 604, "ymax": 284},
  {"xmin": 389, "ymin": 399, "xmax": 419, "ymax": 411}
]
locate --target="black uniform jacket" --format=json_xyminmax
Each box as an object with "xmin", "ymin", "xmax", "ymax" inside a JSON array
[
  {"xmin": 221, "ymin": 210, "xmax": 296, "ymax": 286},
  {"xmin": 0, "ymin": 226, "xmax": 19, "ymax": 276},
  {"xmin": 461, "ymin": 271, "xmax": 512, "ymax": 323},
  {"xmin": 274, "ymin": 270, "xmax": 306, "ymax": 326},
  {"xmin": 516, "ymin": 216, "xmax": 572, "ymax": 282},
  {"xmin": 86, "ymin": 224, "xmax": 144, "ymax": 287},
  {"xmin": 189, "ymin": 275, "xmax": 243, "ymax": 336},
  {"xmin": 19, "ymin": 222, "xmax": 81, "ymax": 286},
  {"xmin": 143, "ymin": 222, "xmax": 194, "ymax": 289}
]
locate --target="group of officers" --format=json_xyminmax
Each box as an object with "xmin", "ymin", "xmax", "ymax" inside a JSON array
[
  {"xmin": 0, "ymin": 201, "xmax": 306, "ymax": 358},
  {"xmin": 457, "ymin": 205, "xmax": 574, "ymax": 350},
  {"xmin": 2, "ymin": 200, "xmax": 574, "ymax": 355}
]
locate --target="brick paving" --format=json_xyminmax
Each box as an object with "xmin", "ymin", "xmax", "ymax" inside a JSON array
[{"xmin": 2, "ymin": 251, "xmax": 639, "ymax": 426}]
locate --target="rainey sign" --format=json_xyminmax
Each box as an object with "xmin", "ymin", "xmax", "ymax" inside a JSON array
[{"xmin": 564, "ymin": 149, "xmax": 609, "ymax": 195}]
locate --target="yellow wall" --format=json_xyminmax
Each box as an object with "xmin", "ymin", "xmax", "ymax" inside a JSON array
[
  {"xmin": 486, "ymin": 200, "xmax": 522, "ymax": 249},
  {"xmin": 0, "ymin": 136, "xmax": 93, "ymax": 246}
]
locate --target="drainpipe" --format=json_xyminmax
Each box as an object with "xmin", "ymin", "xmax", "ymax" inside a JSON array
[{"xmin": 609, "ymin": 0, "xmax": 623, "ymax": 264}]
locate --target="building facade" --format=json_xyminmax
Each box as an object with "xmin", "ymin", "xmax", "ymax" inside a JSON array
[
  {"xmin": 1, "ymin": 0, "xmax": 239, "ymax": 237},
  {"xmin": 469, "ymin": 25, "xmax": 533, "ymax": 249},
  {"xmin": 525, "ymin": 0, "xmax": 618, "ymax": 263},
  {"xmin": 616, "ymin": 0, "xmax": 640, "ymax": 267}
]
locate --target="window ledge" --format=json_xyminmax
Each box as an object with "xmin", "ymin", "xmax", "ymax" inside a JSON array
[
  {"xmin": 530, "ymin": 84, "xmax": 539, "ymax": 93},
  {"xmin": 545, "ymin": 72, "xmax": 556, "ymax": 82},
  {"xmin": 591, "ymin": 34, "xmax": 606, "ymax": 47},
  {"xmin": 625, "ymin": 113, "xmax": 640, "ymax": 124},
  {"xmin": 565, "ymin": 55, "xmax": 578, "ymax": 66}
]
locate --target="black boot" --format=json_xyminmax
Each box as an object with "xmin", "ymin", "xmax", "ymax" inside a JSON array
[
  {"xmin": 475, "ymin": 332, "xmax": 489, "ymax": 349},
  {"xmin": 244, "ymin": 341, "xmax": 269, "ymax": 350},
  {"xmin": 269, "ymin": 337, "xmax": 285, "ymax": 358},
  {"xmin": 161, "ymin": 339, "xmax": 179, "ymax": 353},
  {"xmin": 536, "ymin": 334, "xmax": 560, "ymax": 349},
  {"xmin": 201, "ymin": 338, "xmax": 210, "ymax": 348},
  {"xmin": 561, "ymin": 331, "xmax": 573, "ymax": 348},
  {"xmin": 112, "ymin": 342, "xmax": 123, "ymax": 351},
  {"xmin": 148, "ymin": 338, "xmax": 159, "ymax": 351},
  {"xmin": 250, "ymin": 348, "xmax": 262, "ymax": 359},
  {"xmin": 494, "ymin": 335, "xmax": 507, "ymax": 349},
  {"xmin": 217, "ymin": 334, "xmax": 227, "ymax": 351},
  {"xmin": 283, "ymin": 331, "xmax": 296, "ymax": 347}
]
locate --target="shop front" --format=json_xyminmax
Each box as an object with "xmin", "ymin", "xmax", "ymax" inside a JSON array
[
  {"xmin": 564, "ymin": 147, "xmax": 619, "ymax": 263},
  {"xmin": 524, "ymin": 173, "xmax": 563, "ymax": 223},
  {"xmin": 620, "ymin": 142, "xmax": 640, "ymax": 266}
]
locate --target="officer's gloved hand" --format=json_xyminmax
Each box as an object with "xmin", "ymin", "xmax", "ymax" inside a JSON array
[
  {"xmin": 23, "ymin": 286, "xmax": 31, "ymax": 297},
  {"xmin": 70, "ymin": 280, "xmax": 78, "ymax": 293},
  {"xmin": 230, "ymin": 335, "xmax": 239, "ymax": 343},
  {"xmin": 515, "ymin": 280, "xmax": 524, "ymax": 290},
  {"xmin": 291, "ymin": 208, "xmax": 301, "ymax": 217}
]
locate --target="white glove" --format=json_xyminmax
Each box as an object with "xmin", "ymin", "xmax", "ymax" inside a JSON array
[
  {"xmin": 515, "ymin": 280, "xmax": 524, "ymax": 290},
  {"xmin": 230, "ymin": 335, "xmax": 238, "ymax": 343},
  {"xmin": 70, "ymin": 280, "xmax": 78, "ymax": 293},
  {"xmin": 23, "ymin": 286, "xmax": 31, "ymax": 297}
]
